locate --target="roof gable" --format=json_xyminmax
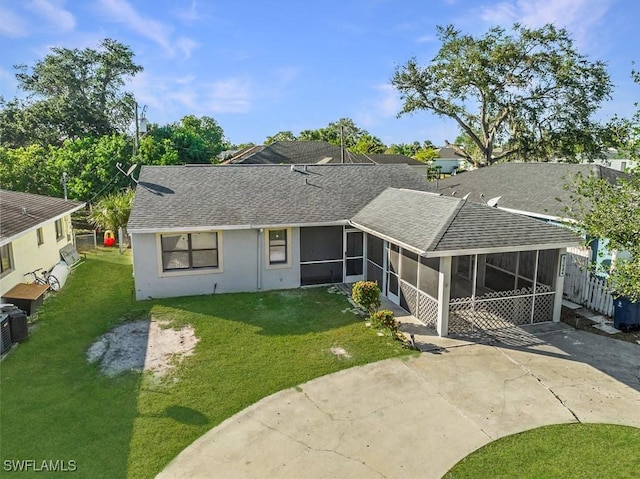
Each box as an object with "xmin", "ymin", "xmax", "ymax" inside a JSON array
[
  {"xmin": 0, "ymin": 190, "xmax": 85, "ymax": 244},
  {"xmin": 351, "ymin": 188, "xmax": 580, "ymax": 256}
]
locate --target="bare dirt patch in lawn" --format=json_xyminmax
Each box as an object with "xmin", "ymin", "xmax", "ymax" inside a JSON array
[{"xmin": 87, "ymin": 318, "xmax": 198, "ymax": 377}]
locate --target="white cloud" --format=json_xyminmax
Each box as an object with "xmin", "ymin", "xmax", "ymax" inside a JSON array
[
  {"xmin": 416, "ymin": 35, "xmax": 436, "ymax": 43},
  {"xmin": 374, "ymin": 84, "xmax": 401, "ymax": 118},
  {"xmin": 205, "ymin": 78, "xmax": 252, "ymax": 114},
  {"xmin": 97, "ymin": 0, "xmax": 198, "ymax": 58},
  {"xmin": 176, "ymin": 37, "xmax": 199, "ymax": 59},
  {"xmin": 0, "ymin": 6, "xmax": 29, "ymax": 37},
  {"xmin": 27, "ymin": 0, "xmax": 75, "ymax": 32},
  {"xmin": 177, "ymin": 0, "xmax": 201, "ymax": 23},
  {"xmin": 127, "ymin": 73, "xmax": 252, "ymax": 120},
  {"xmin": 480, "ymin": 0, "xmax": 613, "ymax": 46}
]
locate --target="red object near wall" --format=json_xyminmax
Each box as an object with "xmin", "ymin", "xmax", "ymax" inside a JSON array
[{"xmin": 104, "ymin": 230, "xmax": 116, "ymax": 247}]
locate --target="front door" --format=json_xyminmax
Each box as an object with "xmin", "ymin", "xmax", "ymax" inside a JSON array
[{"xmin": 344, "ymin": 229, "xmax": 364, "ymax": 283}]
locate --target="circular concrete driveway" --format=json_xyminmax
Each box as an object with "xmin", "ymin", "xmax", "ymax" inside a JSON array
[{"xmin": 157, "ymin": 326, "xmax": 640, "ymax": 479}]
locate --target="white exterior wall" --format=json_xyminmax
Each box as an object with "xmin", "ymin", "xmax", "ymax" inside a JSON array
[
  {"xmin": 1, "ymin": 215, "xmax": 74, "ymax": 298},
  {"xmin": 131, "ymin": 228, "xmax": 301, "ymax": 300}
]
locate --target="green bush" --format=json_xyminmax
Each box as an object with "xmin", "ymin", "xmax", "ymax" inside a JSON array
[
  {"xmin": 351, "ymin": 281, "xmax": 381, "ymax": 314},
  {"xmin": 370, "ymin": 309, "xmax": 397, "ymax": 332}
]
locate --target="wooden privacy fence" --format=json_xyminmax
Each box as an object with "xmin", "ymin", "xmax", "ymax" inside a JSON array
[{"xmin": 563, "ymin": 252, "xmax": 614, "ymax": 317}]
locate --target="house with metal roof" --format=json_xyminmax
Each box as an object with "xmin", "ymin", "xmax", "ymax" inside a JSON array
[
  {"xmin": 127, "ymin": 163, "xmax": 580, "ymax": 336},
  {"xmin": 0, "ymin": 190, "xmax": 85, "ymax": 297}
]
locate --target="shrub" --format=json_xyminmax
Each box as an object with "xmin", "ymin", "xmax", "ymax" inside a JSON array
[
  {"xmin": 351, "ymin": 281, "xmax": 381, "ymax": 314},
  {"xmin": 370, "ymin": 309, "xmax": 397, "ymax": 332}
]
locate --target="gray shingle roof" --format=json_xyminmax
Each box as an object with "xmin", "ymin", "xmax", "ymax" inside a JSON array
[
  {"xmin": 128, "ymin": 164, "xmax": 432, "ymax": 232},
  {"xmin": 225, "ymin": 141, "xmax": 424, "ymax": 166},
  {"xmin": 0, "ymin": 190, "xmax": 85, "ymax": 244},
  {"xmin": 367, "ymin": 154, "xmax": 424, "ymax": 165},
  {"xmin": 437, "ymin": 163, "xmax": 626, "ymax": 219},
  {"xmin": 350, "ymin": 189, "xmax": 580, "ymax": 256},
  {"xmin": 226, "ymin": 141, "xmax": 343, "ymax": 164}
]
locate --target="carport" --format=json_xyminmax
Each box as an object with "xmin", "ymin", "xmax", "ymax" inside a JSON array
[{"xmin": 350, "ymin": 188, "xmax": 580, "ymax": 337}]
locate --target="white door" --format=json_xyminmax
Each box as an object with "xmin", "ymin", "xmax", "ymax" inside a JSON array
[{"xmin": 344, "ymin": 229, "xmax": 364, "ymax": 283}]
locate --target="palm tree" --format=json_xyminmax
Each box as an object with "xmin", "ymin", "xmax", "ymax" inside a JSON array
[{"xmin": 89, "ymin": 189, "xmax": 134, "ymax": 249}]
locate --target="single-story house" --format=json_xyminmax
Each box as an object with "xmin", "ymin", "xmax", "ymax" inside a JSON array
[
  {"xmin": 128, "ymin": 164, "xmax": 579, "ymax": 337},
  {"xmin": 0, "ymin": 190, "xmax": 85, "ymax": 298}
]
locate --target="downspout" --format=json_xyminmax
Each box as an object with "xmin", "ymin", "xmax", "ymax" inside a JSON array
[{"xmin": 257, "ymin": 229, "xmax": 263, "ymax": 290}]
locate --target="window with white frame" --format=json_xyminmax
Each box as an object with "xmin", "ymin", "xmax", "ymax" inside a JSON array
[
  {"xmin": 37, "ymin": 227, "xmax": 44, "ymax": 246},
  {"xmin": 0, "ymin": 243, "xmax": 13, "ymax": 276},
  {"xmin": 161, "ymin": 232, "xmax": 219, "ymax": 271},
  {"xmin": 268, "ymin": 229, "xmax": 288, "ymax": 265}
]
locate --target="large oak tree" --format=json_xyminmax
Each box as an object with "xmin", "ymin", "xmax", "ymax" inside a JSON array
[
  {"xmin": 1, "ymin": 38, "xmax": 142, "ymax": 147},
  {"xmin": 392, "ymin": 24, "xmax": 613, "ymax": 166}
]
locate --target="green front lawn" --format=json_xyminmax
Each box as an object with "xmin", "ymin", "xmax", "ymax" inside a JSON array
[
  {"xmin": 0, "ymin": 249, "xmax": 414, "ymax": 478},
  {"xmin": 445, "ymin": 423, "xmax": 640, "ymax": 479}
]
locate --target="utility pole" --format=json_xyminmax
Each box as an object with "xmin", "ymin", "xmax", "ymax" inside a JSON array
[
  {"xmin": 340, "ymin": 125, "xmax": 345, "ymax": 163},
  {"xmin": 134, "ymin": 102, "xmax": 139, "ymax": 156},
  {"xmin": 133, "ymin": 102, "xmax": 148, "ymax": 156},
  {"xmin": 61, "ymin": 172, "xmax": 68, "ymax": 201}
]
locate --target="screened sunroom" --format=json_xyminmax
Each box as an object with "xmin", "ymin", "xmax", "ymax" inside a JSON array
[{"xmin": 351, "ymin": 188, "xmax": 580, "ymax": 337}]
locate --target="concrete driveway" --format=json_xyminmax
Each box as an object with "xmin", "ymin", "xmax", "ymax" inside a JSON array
[{"xmin": 157, "ymin": 324, "xmax": 640, "ymax": 479}]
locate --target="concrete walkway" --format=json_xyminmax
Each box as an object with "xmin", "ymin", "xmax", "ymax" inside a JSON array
[{"xmin": 157, "ymin": 324, "xmax": 640, "ymax": 479}]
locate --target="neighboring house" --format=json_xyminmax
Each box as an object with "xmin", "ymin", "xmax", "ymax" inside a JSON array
[
  {"xmin": 128, "ymin": 164, "xmax": 579, "ymax": 337},
  {"xmin": 434, "ymin": 146, "xmax": 470, "ymax": 173},
  {"xmin": 0, "ymin": 190, "xmax": 85, "ymax": 297},
  {"xmin": 583, "ymin": 158, "xmax": 638, "ymax": 173},
  {"xmin": 436, "ymin": 162, "xmax": 628, "ymax": 315},
  {"xmin": 222, "ymin": 140, "xmax": 428, "ymax": 171}
]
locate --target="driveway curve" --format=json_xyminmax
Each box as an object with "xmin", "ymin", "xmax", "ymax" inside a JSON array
[{"xmin": 157, "ymin": 326, "xmax": 640, "ymax": 479}]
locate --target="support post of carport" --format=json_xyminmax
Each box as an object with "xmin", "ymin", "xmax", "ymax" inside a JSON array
[
  {"xmin": 437, "ymin": 256, "xmax": 452, "ymax": 336},
  {"xmin": 553, "ymin": 248, "xmax": 567, "ymax": 322}
]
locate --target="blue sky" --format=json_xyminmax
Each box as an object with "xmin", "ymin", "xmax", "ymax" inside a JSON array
[{"xmin": 1, "ymin": 0, "xmax": 638, "ymax": 147}]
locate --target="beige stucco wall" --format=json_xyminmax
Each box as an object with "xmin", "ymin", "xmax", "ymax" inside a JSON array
[{"xmin": 1, "ymin": 215, "xmax": 74, "ymax": 298}]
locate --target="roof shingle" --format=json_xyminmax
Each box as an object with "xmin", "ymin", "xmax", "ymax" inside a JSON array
[
  {"xmin": 351, "ymin": 189, "xmax": 580, "ymax": 256},
  {"xmin": 0, "ymin": 190, "xmax": 85, "ymax": 244},
  {"xmin": 437, "ymin": 163, "xmax": 626, "ymax": 219},
  {"xmin": 128, "ymin": 164, "xmax": 432, "ymax": 232}
]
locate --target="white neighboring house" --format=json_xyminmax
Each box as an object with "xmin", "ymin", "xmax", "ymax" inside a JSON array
[{"xmin": 0, "ymin": 190, "xmax": 85, "ymax": 298}]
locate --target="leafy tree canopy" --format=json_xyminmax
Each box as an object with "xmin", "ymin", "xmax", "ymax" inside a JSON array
[
  {"xmin": 0, "ymin": 134, "xmax": 133, "ymax": 201},
  {"xmin": 392, "ymin": 24, "xmax": 613, "ymax": 166},
  {"xmin": 298, "ymin": 118, "xmax": 370, "ymax": 149},
  {"xmin": 137, "ymin": 115, "xmax": 229, "ymax": 165},
  {"xmin": 265, "ymin": 131, "xmax": 297, "ymax": 144},
  {"xmin": 386, "ymin": 141, "xmax": 438, "ymax": 161},
  {"xmin": 570, "ymin": 168, "xmax": 640, "ymax": 301},
  {"xmin": 351, "ymin": 134, "xmax": 386, "ymax": 155},
  {"xmin": 1, "ymin": 38, "xmax": 142, "ymax": 148},
  {"xmin": 570, "ymin": 70, "xmax": 640, "ymax": 301}
]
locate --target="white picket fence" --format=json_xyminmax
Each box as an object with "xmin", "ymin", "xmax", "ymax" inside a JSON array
[{"xmin": 563, "ymin": 251, "xmax": 614, "ymax": 317}]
